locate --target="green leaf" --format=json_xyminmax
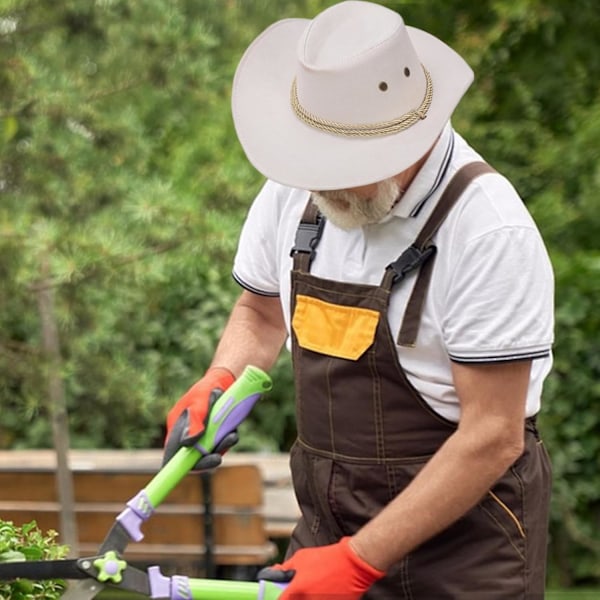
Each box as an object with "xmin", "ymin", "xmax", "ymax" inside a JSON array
[
  {"xmin": 0, "ymin": 550, "xmax": 26, "ymax": 563},
  {"xmin": 20, "ymin": 546, "xmax": 44, "ymax": 560}
]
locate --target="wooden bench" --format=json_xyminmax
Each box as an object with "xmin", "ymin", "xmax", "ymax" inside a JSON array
[{"xmin": 0, "ymin": 454, "xmax": 294, "ymax": 578}]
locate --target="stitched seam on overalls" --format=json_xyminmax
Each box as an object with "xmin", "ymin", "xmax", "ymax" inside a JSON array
[
  {"xmin": 328, "ymin": 464, "xmax": 352, "ymax": 538},
  {"xmin": 304, "ymin": 452, "xmax": 344, "ymax": 541},
  {"xmin": 369, "ymin": 344, "xmax": 385, "ymax": 461},
  {"xmin": 479, "ymin": 504, "xmax": 526, "ymax": 561},
  {"xmin": 510, "ymin": 462, "xmax": 528, "ymax": 595},
  {"xmin": 326, "ymin": 357, "xmax": 337, "ymax": 457},
  {"xmin": 400, "ymin": 555, "xmax": 414, "ymax": 600},
  {"xmin": 291, "ymin": 280, "xmax": 305, "ymax": 442},
  {"xmin": 310, "ymin": 514, "xmax": 321, "ymax": 537},
  {"xmin": 385, "ymin": 464, "xmax": 398, "ymax": 503},
  {"xmin": 511, "ymin": 464, "xmax": 527, "ymax": 540},
  {"xmin": 301, "ymin": 453, "xmax": 321, "ymax": 538},
  {"xmin": 295, "ymin": 437, "xmax": 438, "ymax": 464}
]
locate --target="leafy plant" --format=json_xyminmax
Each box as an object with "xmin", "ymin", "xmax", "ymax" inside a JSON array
[{"xmin": 0, "ymin": 520, "xmax": 69, "ymax": 600}]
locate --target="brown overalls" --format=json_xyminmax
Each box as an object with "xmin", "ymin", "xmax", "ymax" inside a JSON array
[{"xmin": 286, "ymin": 163, "xmax": 552, "ymax": 599}]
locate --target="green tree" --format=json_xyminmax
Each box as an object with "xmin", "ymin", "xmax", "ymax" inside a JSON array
[{"xmin": 1, "ymin": 1, "xmax": 248, "ymax": 450}]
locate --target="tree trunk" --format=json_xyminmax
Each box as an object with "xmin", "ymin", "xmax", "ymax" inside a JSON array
[{"xmin": 36, "ymin": 256, "xmax": 78, "ymax": 557}]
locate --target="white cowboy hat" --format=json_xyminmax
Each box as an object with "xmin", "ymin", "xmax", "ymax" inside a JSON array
[{"xmin": 231, "ymin": 0, "xmax": 473, "ymax": 191}]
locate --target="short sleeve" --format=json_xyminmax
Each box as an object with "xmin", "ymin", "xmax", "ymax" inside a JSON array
[
  {"xmin": 443, "ymin": 226, "xmax": 554, "ymax": 363},
  {"xmin": 232, "ymin": 180, "xmax": 284, "ymax": 296}
]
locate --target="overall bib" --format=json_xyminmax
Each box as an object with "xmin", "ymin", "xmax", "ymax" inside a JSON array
[{"xmin": 287, "ymin": 163, "xmax": 552, "ymax": 599}]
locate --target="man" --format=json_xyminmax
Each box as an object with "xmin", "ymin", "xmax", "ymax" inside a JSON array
[{"xmin": 165, "ymin": 2, "xmax": 554, "ymax": 598}]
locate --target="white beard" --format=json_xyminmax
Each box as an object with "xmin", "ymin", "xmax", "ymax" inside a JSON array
[{"xmin": 311, "ymin": 177, "xmax": 403, "ymax": 230}]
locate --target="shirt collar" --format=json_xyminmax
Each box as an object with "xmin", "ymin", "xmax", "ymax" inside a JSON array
[{"xmin": 389, "ymin": 122, "xmax": 454, "ymax": 219}]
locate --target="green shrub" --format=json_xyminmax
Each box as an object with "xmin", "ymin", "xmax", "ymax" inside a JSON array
[{"xmin": 0, "ymin": 520, "xmax": 69, "ymax": 600}]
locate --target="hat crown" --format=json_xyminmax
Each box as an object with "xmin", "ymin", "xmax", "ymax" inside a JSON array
[
  {"xmin": 302, "ymin": 1, "xmax": 399, "ymax": 68},
  {"xmin": 295, "ymin": 1, "xmax": 426, "ymax": 124}
]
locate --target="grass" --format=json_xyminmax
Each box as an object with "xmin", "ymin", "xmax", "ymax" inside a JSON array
[{"xmin": 547, "ymin": 591, "xmax": 600, "ymax": 600}]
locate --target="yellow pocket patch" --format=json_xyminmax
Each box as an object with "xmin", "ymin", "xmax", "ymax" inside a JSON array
[{"xmin": 292, "ymin": 295, "xmax": 379, "ymax": 360}]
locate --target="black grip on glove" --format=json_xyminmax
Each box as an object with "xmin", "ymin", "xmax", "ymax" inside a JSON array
[
  {"xmin": 162, "ymin": 387, "xmax": 240, "ymax": 469},
  {"xmin": 257, "ymin": 567, "xmax": 296, "ymax": 583}
]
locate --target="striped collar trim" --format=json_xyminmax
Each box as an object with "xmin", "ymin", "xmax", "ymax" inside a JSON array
[{"xmin": 390, "ymin": 123, "xmax": 455, "ymax": 219}]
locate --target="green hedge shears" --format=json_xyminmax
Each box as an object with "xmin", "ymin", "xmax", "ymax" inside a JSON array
[{"xmin": 0, "ymin": 365, "xmax": 288, "ymax": 600}]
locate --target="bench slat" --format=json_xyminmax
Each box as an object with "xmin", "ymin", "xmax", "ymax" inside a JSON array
[
  {"xmin": 0, "ymin": 450, "xmax": 300, "ymax": 539},
  {"xmin": 0, "ymin": 463, "xmax": 280, "ymax": 567}
]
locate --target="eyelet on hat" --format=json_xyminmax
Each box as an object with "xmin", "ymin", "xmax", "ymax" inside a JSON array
[
  {"xmin": 404, "ymin": 67, "xmax": 411, "ymax": 77},
  {"xmin": 379, "ymin": 82, "xmax": 388, "ymax": 91}
]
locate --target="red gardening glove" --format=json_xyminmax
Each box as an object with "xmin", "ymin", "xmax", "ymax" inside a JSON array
[
  {"xmin": 163, "ymin": 367, "xmax": 236, "ymax": 468},
  {"xmin": 258, "ymin": 537, "xmax": 385, "ymax": 600}
]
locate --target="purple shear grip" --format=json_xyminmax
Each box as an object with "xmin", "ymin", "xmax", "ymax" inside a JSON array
[
  {"xmin": 147, "ymin": 567, "xmax": 192, "ymax": 600},
  {"xmin": 194, "ymin": 393, "xmax": 261, "ymax": 455},
  {"xmin": 212, "ymin": 396, "xmax": 235, "ymax": 422},
  {"xmin": 258, "ymin": 580, "xmax": 266, "ymax": 600},
  {"xmin": 211, "ymin": 393, "xmax": 261, "ymax": 447},
  {"xmin": 171, "ymin": 575, "xmax": 192, "ymax": 600},
  {"xmin": 116, "ymin": 490, "xmax": 155, "ymax": 542},
  {"xmin": 148, "ymin": 566, "xmax": 170, "ymax": 598}
]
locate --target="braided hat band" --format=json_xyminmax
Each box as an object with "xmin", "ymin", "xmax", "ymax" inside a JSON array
[{"xmin": 291, "ymin": 65, "xmax": 433, "ymax": 138}]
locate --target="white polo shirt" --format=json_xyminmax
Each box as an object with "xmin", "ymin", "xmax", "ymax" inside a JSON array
[{"xmin": 232, "ymin": 124, "xmax": 554, "ymax": 422}]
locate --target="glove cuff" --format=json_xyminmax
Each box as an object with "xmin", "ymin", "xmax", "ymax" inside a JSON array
[
  {"xmin": 341, "ymin": 537, "xmax": 386, "ymax": 585},
  {"xmin": 203, "ymin": 366, "xmax": 236, "ymax": 390}
]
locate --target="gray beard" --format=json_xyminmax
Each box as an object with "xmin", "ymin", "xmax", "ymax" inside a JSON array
[{"xmin": 311, "ymin": 178, "xmax": 403, "ymax": 230}]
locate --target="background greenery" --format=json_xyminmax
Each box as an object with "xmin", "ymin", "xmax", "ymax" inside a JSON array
[
  {"xmin": 1, "ymin": 0, "xmax": 598, "ymax": 590},
  {"xmin": 0, "ymin": 520, "xmax": 68, "ymax": 599}
]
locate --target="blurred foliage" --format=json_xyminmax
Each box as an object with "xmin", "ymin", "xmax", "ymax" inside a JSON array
[
  {"xmin": 0, "ymin": 520, "xmax": 69, "ymax": 599},
  {"xmin": 0, "ymin": 0, "xmax": 598, "ymax": 587}
]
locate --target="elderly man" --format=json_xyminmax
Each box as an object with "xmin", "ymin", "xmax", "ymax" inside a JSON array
[{"xmin": 165, "ymin": 2, "xmax": 554, "ymax": 598}]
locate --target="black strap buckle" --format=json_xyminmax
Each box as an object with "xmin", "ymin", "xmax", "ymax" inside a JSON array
[
  {"xmin": 388, "ymin": 244, "xmax": 436, "ymax": 284},
  {"xmin": 290, "ymin": 216, "xmax": 325, "ymax": 262}
]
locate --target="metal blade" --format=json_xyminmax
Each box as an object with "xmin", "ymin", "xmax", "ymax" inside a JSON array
[
  {"xmin": 97, "ymin": 520, "xmax": 131, "ymax": 554},
  {"xmin": 0, "ymin": 559, "xmax": 87, "ymax": 581},
  {"xmin": 60, "ymin": 578, "xmax": 105, "ymax": 600}
]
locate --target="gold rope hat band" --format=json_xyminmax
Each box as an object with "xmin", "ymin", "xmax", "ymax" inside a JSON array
[{"xmin": 290, "ymin": 64, "xmax": 433, "ymax": 138}]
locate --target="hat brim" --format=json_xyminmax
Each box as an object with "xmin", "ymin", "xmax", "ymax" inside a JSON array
[{"xmin": 232, "ymin": 19, "xmax": 473, "ymax": 191}]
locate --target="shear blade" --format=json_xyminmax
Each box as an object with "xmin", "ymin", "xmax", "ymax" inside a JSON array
[
  {"xmin": 97, "ymin": 520, "xmax": 131, "ymax": 554},
  {"xmin": 0, "ymin": 558, "xmax": 87, "ymax": 581},
  {"xmin": 61, "ymin": 578, "xmax": 105, "ymax": 600}
]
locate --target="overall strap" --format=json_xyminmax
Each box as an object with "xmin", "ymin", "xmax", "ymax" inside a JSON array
[
  {"xmin": 290, "ymin": 197, "xmax": 325, "ymax": 272},
  {"xmin": 394, "ymin": 161, "xmax": 496, "ymax": 346}
]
